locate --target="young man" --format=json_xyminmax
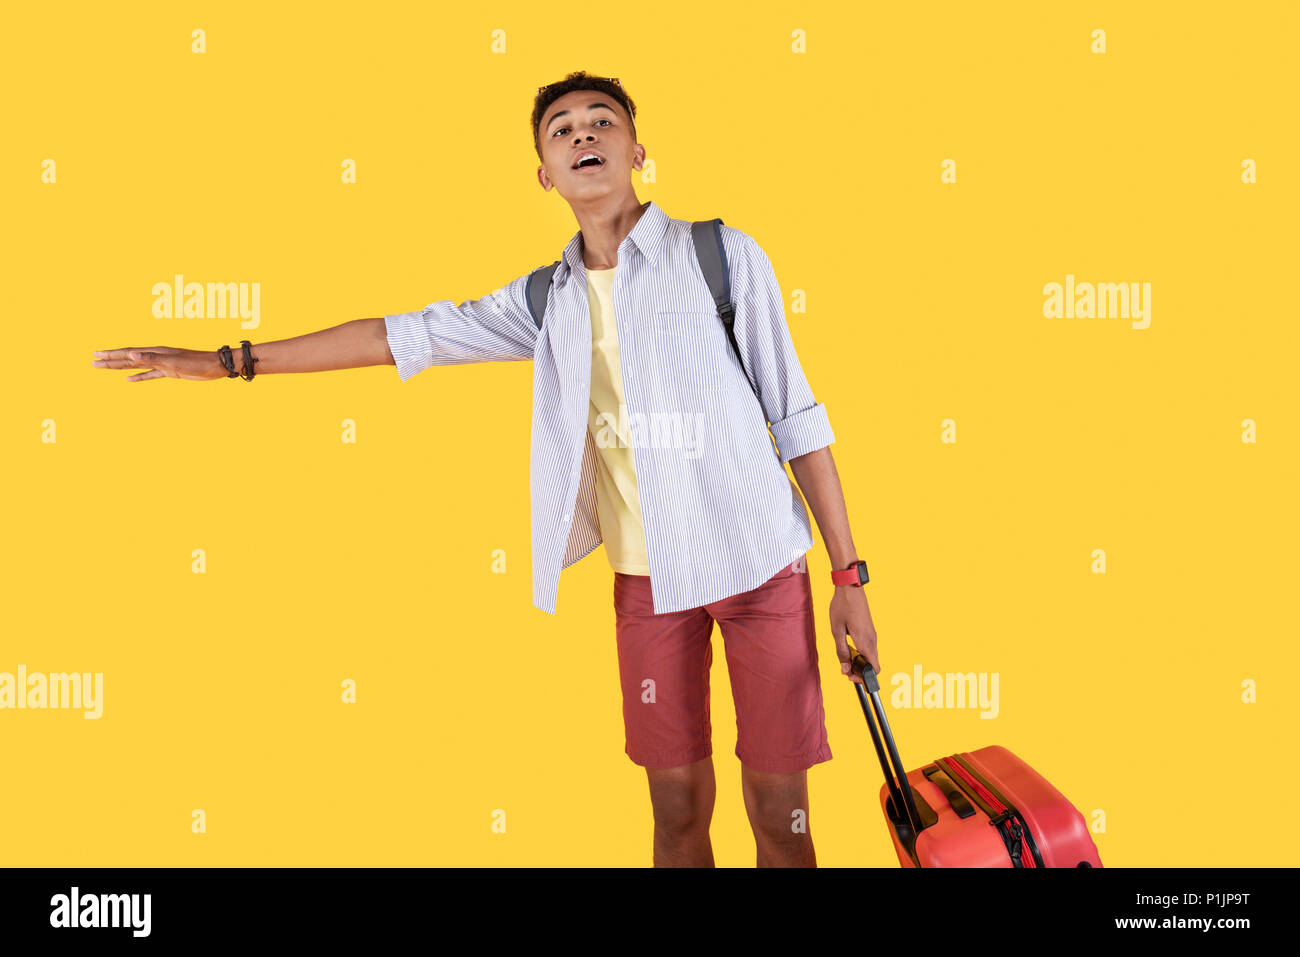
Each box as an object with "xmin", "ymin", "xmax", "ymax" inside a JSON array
[{"xmin": 91, "ymin": 71, "xmax": 881, "ymax": 868}]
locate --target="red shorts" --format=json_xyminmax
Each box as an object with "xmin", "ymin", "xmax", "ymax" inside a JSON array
[{"xmin": 613, "ymin": 559, "xmax": 833, "ymax": 774}]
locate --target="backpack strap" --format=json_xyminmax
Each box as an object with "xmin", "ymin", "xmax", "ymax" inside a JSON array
[
  {"xmin": 526, "ymin": 260, "xmax": 561, "ymax": 330},
  {"xmin": 530, "ymin": 226, "xmax": 755, "ymax": 399},
  {"xmin": 690, "ymin": 219, "xmax": 753, "ymax": 394}
]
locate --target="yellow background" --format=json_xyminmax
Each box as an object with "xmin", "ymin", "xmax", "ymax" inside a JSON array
[{"xmin": 2, "ymin": 1, "xmax": 1295, "ymax": 866}]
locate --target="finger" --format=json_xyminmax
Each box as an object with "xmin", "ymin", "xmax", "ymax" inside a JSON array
[
  {"xmin": 92, "ymin": 358, "xmax": 141, "ymax": 369},
  {"xmin": 845, "ymin": 645, "xmax": 872, "ymax": 683},
  {"xmin": 826, "ymin": 612, "xmax": 850, "ymax": 671},
  {"xmin": 92, "ymin": 349, "xmax": 140, "ymax": 359},
  {"xmin": 126, "ymin": 369, "xmax": 165, "ymax": 382},
  {"xmin": 849, "ymin": 635, "xmax": 877, "ymax": 673},
  {"xmin": 830, "ymin": 614, "xmax": 847, "ymax": 648},
  {"xmin": 832, "ymin": 638, "xmax": 852, "ymax": 675},
  {"xmin": 838, "ymin": 648, "xmax": 865, "ymax": 684}
]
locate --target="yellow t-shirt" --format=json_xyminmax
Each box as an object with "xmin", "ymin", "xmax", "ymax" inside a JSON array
[{"xmin": 586, "ymin": 265, "xmax": 650, "ymax": 574}]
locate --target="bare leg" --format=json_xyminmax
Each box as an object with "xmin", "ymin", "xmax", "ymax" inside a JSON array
[
  {"xmin": 644, "ymin": 756, "xmax": 717, "ymax": 867},
  {"xmin": 740, "ymin": 764, "xmax": 816, "ymax": 867}
]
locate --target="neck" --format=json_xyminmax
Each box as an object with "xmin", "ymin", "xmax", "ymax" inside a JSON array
[{"xmin": 571, "ymin": 195, "xmax": 648, "ymax": 270}]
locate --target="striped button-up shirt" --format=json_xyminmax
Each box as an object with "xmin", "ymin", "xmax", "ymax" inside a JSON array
[{"xmin": 384, "ymin": 199, "xmax": 835, "ymax": 615}]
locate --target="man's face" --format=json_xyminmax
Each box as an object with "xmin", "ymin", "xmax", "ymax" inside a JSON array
[{"xmin": 536, "ymin": 88, "xmax": 642, "ymax": 200}]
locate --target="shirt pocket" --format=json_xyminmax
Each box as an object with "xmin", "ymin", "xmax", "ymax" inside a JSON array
[{"xmin": 648, "ymin": 310, "xmax": 729, "ymax": 395}]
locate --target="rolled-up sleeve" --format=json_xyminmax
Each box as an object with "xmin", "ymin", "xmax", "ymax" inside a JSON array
[
  {"xmin": 731, "ymin": 232, "xmax": 835, "ymax": 464},
  {"xmin": 385, "ymin": 271, "xmax": 539, "ymax": 383}
]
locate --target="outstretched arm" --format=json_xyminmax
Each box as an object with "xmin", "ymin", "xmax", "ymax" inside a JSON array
[
  {"xmin": 91, "ymin": 317, "xmax": 395, "ymax": 381},
  {"xmin": 222, "ymin": 317, "xmax": 394, "ymax": 374},
  {"xmin": 92, "ymin": 270, "xmax": 539, "ymax": 382}
]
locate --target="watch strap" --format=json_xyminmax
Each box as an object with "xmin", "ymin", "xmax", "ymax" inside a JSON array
[{"xmin": 831, "ymin": 560, "xmax": 869, "ymax": 587}]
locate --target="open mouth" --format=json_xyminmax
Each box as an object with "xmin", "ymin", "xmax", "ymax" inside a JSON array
[{"xmin": 573, "ymin": 153, "xmax": 606, "ymax": 171}]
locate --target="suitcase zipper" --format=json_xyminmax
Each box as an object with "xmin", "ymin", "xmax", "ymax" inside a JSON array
[
  {"xmin": 935, "ymin": 759, "xmax": 1045, "ymax": 868},
  {"xmin": 948, "ymin": 754, "xmax": 1045, "ymax": 868},
  {"xmin": 943, "ymin": 754, "xmax": 1044, "ymax": 868},
  {"xmin": 932, "ymin": 757, "xmax": 1023, "ymax": 867}
]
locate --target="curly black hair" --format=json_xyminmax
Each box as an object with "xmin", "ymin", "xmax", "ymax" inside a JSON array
[{"xmin": 532, "ymin": 71, "xmax": 638, "ymax": 161}]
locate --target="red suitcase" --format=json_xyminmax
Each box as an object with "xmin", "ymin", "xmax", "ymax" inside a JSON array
[{"xmin": 848, "ymin": 650, "xmax": 1103, "ymax": 868}]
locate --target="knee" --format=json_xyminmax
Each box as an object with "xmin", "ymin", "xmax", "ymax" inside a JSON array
[
  {"xmin": 648, "ymin": 765, "xmax": 714, "ymax": 833},
  {"xmin": 742, "ymin": 768, "xmax": 809, "ymax": 836},
  {"xmin": 653, "ymin": 797, "xmax": 708, "ymax": 835}
]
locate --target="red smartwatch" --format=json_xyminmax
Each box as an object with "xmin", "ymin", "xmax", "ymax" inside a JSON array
[{"xmin": 831, "ymin": 560, "xmax": 869, "ymax": 587}]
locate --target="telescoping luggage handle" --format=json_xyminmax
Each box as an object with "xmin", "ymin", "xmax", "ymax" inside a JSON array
[{"xmin": 849, "ymin": 647, "xmax": 926, "ymax": 837}]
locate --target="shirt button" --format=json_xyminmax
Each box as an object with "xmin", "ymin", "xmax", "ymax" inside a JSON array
[{"xmin": 562, "ymin": 514, "xmax": 571, "ymax": 522}]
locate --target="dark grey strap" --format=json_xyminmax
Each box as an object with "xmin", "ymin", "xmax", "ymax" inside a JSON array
[
  {"xmin": 526, "ymin": 260, "xmax": 560, "ymax": 330},
  {"xmin": 528, "ymin": 223, "xmax": 755, "ymax": 403},
  {"xmin": 689, "ymin": 219, "xmax": 752, "ymax": 392}
]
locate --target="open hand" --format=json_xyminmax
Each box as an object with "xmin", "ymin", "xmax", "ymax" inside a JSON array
[{"xmin": 91, "ymin": 347, "xmax": 227, "ymax": 382}]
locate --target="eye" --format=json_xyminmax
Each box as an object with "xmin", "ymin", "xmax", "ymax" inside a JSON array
[{"xmin": 552, "ymin": 118, "xmax": 613, "ymax": 137}]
